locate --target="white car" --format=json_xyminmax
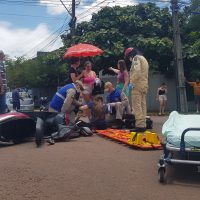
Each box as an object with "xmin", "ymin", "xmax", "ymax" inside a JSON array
[{"xmin": 6, "ymin": 90, "xmax": 34, "ymax": 111}]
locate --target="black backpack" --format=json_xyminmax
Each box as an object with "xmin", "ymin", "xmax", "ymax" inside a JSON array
[{"xmin": 124, "ymin": 114, "xmax": 153, "ymax": 129}]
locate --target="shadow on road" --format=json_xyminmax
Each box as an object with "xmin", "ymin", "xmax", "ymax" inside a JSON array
[{"xmin": 164, "ymin": 165, "xmax": 200, "ymax": 187}]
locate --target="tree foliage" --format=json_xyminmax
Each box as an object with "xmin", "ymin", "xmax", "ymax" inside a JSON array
[
  {"xmin": 5, "ymin": 2, "xmax": 200, "ymax": 88},
  {"xmin": 6, "ymin": 51, "xmax": 67, "ymax": 89},
  {"xmin": 182, "ymin": 0, "xmax": 200, "ymax": 80},
  {"xmin": 64, "ymin": 3, "xmax": 174, "ymax": 76}
]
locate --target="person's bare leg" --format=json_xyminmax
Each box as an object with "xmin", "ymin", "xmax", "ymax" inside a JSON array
[
  {"xmin": 159, "ymin": 100, "xmax": 163, "ymax": 115},
  {"xmin": 162, "ymin": 100, "xmax": 167, "ymax": 114}
]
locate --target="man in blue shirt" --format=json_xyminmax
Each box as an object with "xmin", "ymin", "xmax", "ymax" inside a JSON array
[
  {"xmin": 12, "ymin": 87, "xmax": 23, "ymax": 110},
  {"xmin": 49, "ymin": 80, "xmax": 84, "ymax": 124},
  {"xmin": 104, "ymin": 82, "xmax": 131, "ymax": 122}
]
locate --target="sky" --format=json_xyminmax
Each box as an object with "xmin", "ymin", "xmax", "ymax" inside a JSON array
[{"xmin": 0, "ymin": 0, "xmax": 171, "ymax": 59}]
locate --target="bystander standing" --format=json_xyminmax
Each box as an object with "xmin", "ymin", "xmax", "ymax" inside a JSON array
[
  {"xmin": 12, "ymin": 87, "xmax": 23, "ymax": 111},
  {"xmin": 156, "ymin": 83, "xmax": 167, "ymax": 115},
  {"xmin": 67, "ymin": 57, "xmax": 83, "ymax": 83},
  {"xmin": 187, "ymin": 78, "xmax": 200, "ymax": 113},
  {"xmin": 109, "ymin": 60, "xmax": 129, "ymax": 97},
  {"xmin": 0, "ymin": 50, "xmax": 7, "ymax": 114}
]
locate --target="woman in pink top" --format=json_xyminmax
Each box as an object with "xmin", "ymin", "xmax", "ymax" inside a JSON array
[
  {"xmin": 82, "ymin": 61, "xmax": 97, "ymax": 94},
  {"xmin": 109, "ymin": 59, "xmax": 129, "ymax": 96}
]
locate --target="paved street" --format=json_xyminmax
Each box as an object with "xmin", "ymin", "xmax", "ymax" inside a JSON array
[{"xmin": 1, "ymin": 116, "xmax": 200, "ymax": 200}]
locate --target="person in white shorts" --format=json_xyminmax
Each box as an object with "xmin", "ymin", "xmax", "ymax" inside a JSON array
[{"xmin": 156, "ymin": 83, "xmax": 167, "ymax": 115}]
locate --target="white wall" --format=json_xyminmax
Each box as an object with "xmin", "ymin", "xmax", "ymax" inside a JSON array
[{"xmin": 99, "ymin": 70, "xmax": 178, "ymax": 112}]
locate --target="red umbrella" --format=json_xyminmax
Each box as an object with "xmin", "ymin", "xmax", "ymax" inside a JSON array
[{"xmin": 63, "ymin": 43, "xmax": 103, "ymax": 59}]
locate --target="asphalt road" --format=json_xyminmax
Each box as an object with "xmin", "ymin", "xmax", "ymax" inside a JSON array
[{"xmin": 1, "ymin": 116, "xmax": 200, "ymax": 200}]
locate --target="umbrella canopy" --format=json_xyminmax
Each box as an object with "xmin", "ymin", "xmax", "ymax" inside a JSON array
[{"xmin": 63, "ymin": 43, "xmax": 103, "ymax": 59}]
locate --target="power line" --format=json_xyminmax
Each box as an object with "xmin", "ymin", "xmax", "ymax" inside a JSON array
[
  {"xmin": 77, "ymin": 0, "xmax": 109, "ymax": 18},
  {"xmin": 76, "ymin": 0, "xmax": 172, "ymax": 22},
  {"xmin": 0, "ymin": 12, "xmax": 63, "ymax": 20},
  {"xmin": 0, "ymin": 0, "xmax": 72, "ymax": 7},
  {"xmin": 22, "ymin": 17, "xmax": 69, "ymax": 58},
  {"xmin": 3, "ymin": 0, "xmax": 191, "ymax": 58},
  {"xmin": 39, "ymin": 18, "xmax": 70, "ymax": 53},
  {"xmin": 59, "ymin": 0, "xmax": 72, "ymax": 15}
]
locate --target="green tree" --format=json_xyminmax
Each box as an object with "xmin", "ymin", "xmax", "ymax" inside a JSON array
[
  {"xmin": 182, "ymin": 0, "xmax": 200, "ymax": 80},
  {"xmin": 63, "ymin": 3, "xmax": 174, "ymax": 76},
  {"xmin": 6, "ymin": 2, "xmax": 200, "ymax": 88},
  {"xmin": 6, "ymin": 53, "xmax": 68, "ymax": 89}
]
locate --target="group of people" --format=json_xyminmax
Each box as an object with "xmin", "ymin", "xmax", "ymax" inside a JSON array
[
  {"xmin": 1, "ymin": 47, "xmax": 200, "ymax": 124},
  {"xmin": 155, "ymin": 79, "xmax": 200, "ymax": 115},
  {"xmin": 48, "ymin": 47, "xmax": 149, "ymax": 131}
]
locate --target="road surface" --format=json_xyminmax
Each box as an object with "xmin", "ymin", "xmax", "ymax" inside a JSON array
[{"xmin": 1, "ymin": 116, "xmax": 200, "ymax": 200}]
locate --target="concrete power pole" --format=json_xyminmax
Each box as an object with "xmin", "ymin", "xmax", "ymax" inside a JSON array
[
  {"xmin": 171, "ymin": 0, "xmax": 188, "ymax": 113},
  {"xmin": 60, "ymin": 0, "xmax": 76, "ymax": 37},
  {"xmin": 71, "ymin": 0, "xmax": 76, "ymax": 37}
]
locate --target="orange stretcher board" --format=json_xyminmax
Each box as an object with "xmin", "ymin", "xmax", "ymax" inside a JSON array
[{"xmin": 96, "ymin": 129, "xmax": 162, "ymax": 150}]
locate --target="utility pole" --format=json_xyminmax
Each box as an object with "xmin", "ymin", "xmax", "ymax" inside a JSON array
[
  {"xmin": 71, "ymin": 0, "xmax": 76, "ymax": 37},
  {"xmin": 171, "ymin": 0, "xmax": 188, "ymax": 113},
  {"xmin": 60, "ymin": 0, "xmax": 76, "ymax": 37}
]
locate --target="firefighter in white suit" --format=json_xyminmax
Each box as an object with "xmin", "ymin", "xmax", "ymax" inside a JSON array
[{"xmin": 125, "ymin": 48, "xmax": 149, "ymax": 132}]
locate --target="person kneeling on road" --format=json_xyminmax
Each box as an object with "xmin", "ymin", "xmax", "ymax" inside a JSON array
[
  {"xmin": 79, "ymin": 95, "xmax": 107, "ymax": 130},
  {"xmin": 49, "ymin": 80, "xmax": 83, "ymax": 124},
  {"xmin": 104, "ymin": 82, "xmax": 131, "ymax": 128}
]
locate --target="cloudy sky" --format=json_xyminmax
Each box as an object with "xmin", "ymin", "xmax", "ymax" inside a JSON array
[{"xmin": 0, "ymin": 0, "xmax": 170, "ymax": 58}]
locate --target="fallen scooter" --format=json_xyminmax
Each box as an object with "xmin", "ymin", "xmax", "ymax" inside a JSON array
[
  {"xmin": 0, "ymin": 111, "xmax": 93, "ymax": 147},
  {"xmin": 47, "ymin": 119, "xmax": 93, "ymax": 145},
  {"xmin": 0, "ymin": 111, "xmax": 38, "ymax": 146}
]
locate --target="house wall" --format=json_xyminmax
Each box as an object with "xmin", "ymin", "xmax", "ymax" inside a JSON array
[
  {"xmin": 31, "ymin": 70, "xmax": 196, "ymax": 112},
  {"xmin": 99, "ymin": 70, "xmax": 195, "ymax": 112}
]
